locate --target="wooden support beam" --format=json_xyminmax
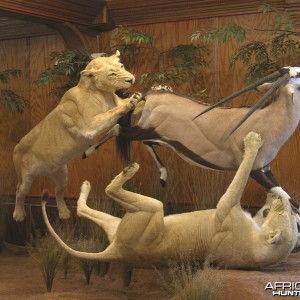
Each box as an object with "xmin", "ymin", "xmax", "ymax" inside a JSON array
[
  {"xmin": 50, "ymin": 22, "xmax": 90, "ymax": 49},
  {"xmin": 106, "ymin": 0, "xmax": 285, "ymax": 26},
  {"xmin": 0, "ymin": 17, "xmax": 55, "ymax": 40},
  {"xmin": 284, "ymin": 0, "xmax": 300, "ymax": 19},
  {"xmin": 0, "ymin": 0, "xmax": 114, "ymax": 44},
  {"xmin": 0, "ymin": 0, "xmax": 106, "ymax": 26}
]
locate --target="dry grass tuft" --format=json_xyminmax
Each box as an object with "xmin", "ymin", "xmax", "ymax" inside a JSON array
[
  {"xmin": 28, "ymin": 231, "xmax": 63, "ymax": 292},
  {"xmin": 168, "ymin": 261, "xmax": 223, "ymax": 300}
]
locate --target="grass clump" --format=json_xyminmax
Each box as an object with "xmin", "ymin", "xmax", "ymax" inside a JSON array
[
  {"xmin": 73, "ymin": 236, "xmax": 100, "ymax": 285},
  {"xmin": 28, "ymin": 231, "xmax": 62, "ymax": 292},
  {"xmin": 167, "ymin": 260, "xmax": 223, "ymax": 300}
]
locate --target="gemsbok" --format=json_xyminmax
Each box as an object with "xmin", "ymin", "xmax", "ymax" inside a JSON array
[{"xmin": 83, "ymin": 67, "xmax": 300, "ymax": 213}]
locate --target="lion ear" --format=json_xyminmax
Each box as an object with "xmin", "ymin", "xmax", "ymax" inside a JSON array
[
  {"xmin": 90, "ymin": 53, "xmax": 107, "ymax": 59},
  {"xmin": 80, "ymin": 70, "xmax": 94, "ymax": 77},
  {"xmin": 115, "ymin": 50, "xmax": 120, "ymax": 57}
]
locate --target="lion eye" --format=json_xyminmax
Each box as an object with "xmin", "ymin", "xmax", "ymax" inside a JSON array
[
  {"xmin": 120, "ymin": 64, "xmax": 125, "ymax": 69},
  {"xmin": 109, "ymin": 72, "xmax": 117, "ymax": 76}
]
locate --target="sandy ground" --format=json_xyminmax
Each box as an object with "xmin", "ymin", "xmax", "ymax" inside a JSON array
[{"xmin": 1, "ymin": 247, "xmax": 300, "ymax": 300}]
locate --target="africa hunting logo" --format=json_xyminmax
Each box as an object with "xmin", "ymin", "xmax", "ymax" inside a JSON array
[{"xmin": 265, "ymin": 282, "xmax": 300, "ymax": 296}]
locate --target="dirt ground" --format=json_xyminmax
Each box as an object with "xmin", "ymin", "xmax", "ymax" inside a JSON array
[{"xmin": 1, "ymin": 246, "xmax": 300, "ymax": 300}]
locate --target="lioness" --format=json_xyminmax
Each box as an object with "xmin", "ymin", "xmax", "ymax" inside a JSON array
[
  {"xmin": 42, "ymin": 132, "xmax": 298, "ymax": 268},
  {"xmin": 13, "ymin": 51, "xmax": 141, "ymax": 222}
]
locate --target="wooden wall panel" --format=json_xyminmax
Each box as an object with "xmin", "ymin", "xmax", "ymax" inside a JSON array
[
  {"xmin": 29, "ymin": 35, "xmax": 65, "ymax": 126},
  {"xmin": 28, "ymin": 34, "xmax": 65, "ymax": 196},
  {"xmin": 0, "ymin": 38, "xmax": 30, "ymax": 195}
]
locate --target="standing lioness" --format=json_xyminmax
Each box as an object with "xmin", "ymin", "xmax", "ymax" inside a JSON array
[{"xmin": 13, "ymin": 51, "xmax": 141, "ymax": 222}]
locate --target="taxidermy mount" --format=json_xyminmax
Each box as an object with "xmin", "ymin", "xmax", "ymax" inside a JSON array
[
  {"xmin": 13, "ymin": 51, "xmax": 141, "ymax": 222},
  {"xmin": 84, "ymin": 67, "xmax": 300, "ymax": 214},
  {"xmin": 43, "ymin": 132, "xmax": 298, "ymax": 269}
]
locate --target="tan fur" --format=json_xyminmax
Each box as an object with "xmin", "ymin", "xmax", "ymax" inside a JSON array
[
  {"xmin": 254, "ymin": 192, "xmax": 300, "ymax": 247},
  {"xmin": 42, "ymin": 132, "xmax": 298, "ymax": 268},
  {"xmin": 13, "ymin": 51, "xmax": 142, "ymax": 222}
]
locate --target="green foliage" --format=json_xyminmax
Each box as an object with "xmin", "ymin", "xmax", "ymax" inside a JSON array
[
  {"xmin": 139, "ymin": 43, "xmax": 209, "ymax": 92},
  {"xmin": 230, "ymin": 41, "xmax": 280, "ymax": 83},
  {"xmin": 38, "ymin": 48, "xmax": 92, "ymax": 97},
  {"xmin": 112, "ymin": 25, "xmax": 153, "ymax": 46},
  {"xmin": 167, "ymin": 44, "xmax": 208, "ymax": 79},
  {"xmin": 111, "ymin": 26, "xmax": 210, "ymax": 92},
  {"xmin": 37, "ymin": 29, "xmax": 152, "ymax": 96},
  {"xmin": 168, "ymin": 44, "xmax": 207, "ymax": 64},
  {"xmin": 0, "ymin": 69, "xmax": 22, "ymax": 83},
  {"xmin": 191, "ymin": 23, "xmax": 246, "ymax": 44},
  {"xmin": 38, "ymin": 25, "xmax": 210, "ymax": 98},
  {"xmin": 258, "ymin": 4, "xmax": 298, "ymax": 34},
  {"xmin": 191, "ymin": 5, "xmax": 300, "ymax": 84},
  {"xmin": 271, "ymin": 36, "xmax": 299, "ymax": 58},
  {"xmin": 0, "ymin": 69, "xmax": 29, "ymax": 113},
  {"xmin": 0, "ymin": 89, "xmax": 29, "ymax": 113},
  {"xmin": 231, "ymin": 5, "xmax": 300, "ymax": 82}
]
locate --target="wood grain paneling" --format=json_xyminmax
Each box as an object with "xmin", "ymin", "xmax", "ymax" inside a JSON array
[{"xmin": 0, "ymin": 38, "xmax": 29, "ymax": 194}]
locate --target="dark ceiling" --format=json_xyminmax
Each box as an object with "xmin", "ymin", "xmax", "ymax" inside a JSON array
[{"xmin": 0, "ymin": 0, "xmax": 299, "ymax": 43}]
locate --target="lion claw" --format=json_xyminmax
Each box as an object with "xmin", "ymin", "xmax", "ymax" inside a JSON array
[{"xmin": 127, "ymin": 92, "xmax": 142, "ymax": 109}]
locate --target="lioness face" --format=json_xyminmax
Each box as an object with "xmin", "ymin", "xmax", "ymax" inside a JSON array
[
  {"xmin": 81, "ymin": 52, "xmax": 135, "ymax": 92},
  {"xmin": 263, "ymin": 198, "xmax": 298, "ymax": 244}
]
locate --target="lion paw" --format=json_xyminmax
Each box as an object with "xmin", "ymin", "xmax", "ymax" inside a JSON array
[
  {"xmin": 244, "ymin": 131, "xmax": 263, "ymax": 151},
  {"xmin": 128, "ymin": 92, "xmax": 142, "ymax": 109},
  {"xmin": 13, "ymin": 208, "xmax": 26, "ymax": 222},
  {"xmin": 58, "ymin": 207, "xmax": 71, "ymax": 219},
  {"xmin": 122, "ymin": 163, "xmax": 140, "ymax": 176},
  {"xmin": 77, "ymin": 181, "xmax": 91, "ymax": 214},
  {"xmin": 81, "ymin": 180, "xmax": 91, "ymax": 195}
]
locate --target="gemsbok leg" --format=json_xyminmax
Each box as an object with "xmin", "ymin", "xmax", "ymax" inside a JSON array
[
  {"xmin": 143, "ymin": 142, "xmax": 168, "ymax": 186},
  {"xmin": 82, "ymin": 124, "xmax": 168, "ymax": 186}
]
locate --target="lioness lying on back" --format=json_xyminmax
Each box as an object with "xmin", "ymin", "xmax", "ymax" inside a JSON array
[
  {"xmin": 42, "ymin": 132, "xmax": 298, "ymax": 268},
  {"xmin": 13, "ymin": 50, "xmax": 141, "ymax": 222}
]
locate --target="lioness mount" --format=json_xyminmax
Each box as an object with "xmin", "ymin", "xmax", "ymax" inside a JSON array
[
  {"xmin": 42, "ymin": 132, "xmax": 298, "ymax": 269},
  {"xmin": 13, "ymin": 51, "xmax": 142, "ymax": 222}
]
